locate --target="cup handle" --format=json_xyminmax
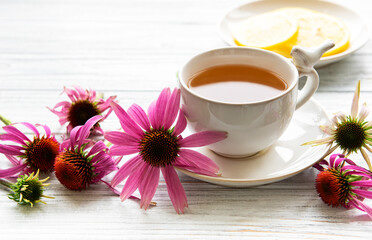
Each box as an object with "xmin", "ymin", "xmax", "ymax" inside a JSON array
[{"xmin": 290, "ymin": 40, "xmax": 335, "ymax": 109}]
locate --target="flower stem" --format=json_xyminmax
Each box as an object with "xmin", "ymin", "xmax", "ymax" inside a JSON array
[
  {"xmin": 0, "ymin": 115, "xmax": 11, "ymax": 126},
  {"xmin": 0, "ymin": 179, "xmax": 11, "ymax": 189}
]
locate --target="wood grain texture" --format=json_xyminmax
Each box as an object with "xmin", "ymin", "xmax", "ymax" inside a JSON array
[{"xmin": 1, "ymin": 0, "xmax": 372, "ymax": 239}]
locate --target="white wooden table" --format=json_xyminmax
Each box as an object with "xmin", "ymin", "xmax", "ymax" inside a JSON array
[{"xmin": 1, "ymin": 0, "xmax": 371, "ymax": 239}]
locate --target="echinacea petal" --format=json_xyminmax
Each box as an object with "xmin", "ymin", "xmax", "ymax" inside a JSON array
[
  {"xmin": 358, "ymin": 102, "xmax": 369, "ymax": 122},
  {"xmin": 173, "ymin": 161, "xmax": 219, "ymax": 177},
  {"xmin": 154, "ymin": 88, "xmax": 171, "ymax": 128},
  {"xmin": 87, "ymin": 141, "xmax": 107, "ymax": 157},
  {"xmin": 312, "ymin": 161, "xmax": 327, "ymax": 171},
  {"xmin": 163, "ymin": 88, "xmax": 181, "ymax": 130},
  {"xmin": 2, "ymin": 125, "xmax": 30, "ymax": 143},
  {"xmin": 360, "ymin": 148, "xmax": 372, "ymax": 171},
  {"xmin": 20, "ymin": 122, "xmax": 40, "ymax": 137},
  {"xmin": 0, "ymin": 133, "xmax": 27, "ymax": 145},
  {"xmin": 105, "ymin": 131, "xmax": 140, "ymax": 146},
  {"xmin": 351, "ymin": 189, "xmax": 372, "ymax": 199},
  {"xmin": 173, "ymin": 110, "xmax": 187, "ymax": 136},
  {"xmin": 5, "ymin": 154, "xmax": 21, "ymax": 165},
  {"xmin": 319, "ymin": 125, "xmax": 335, "ymax": 135},
  {"xmin": 161, "ymin": 165, "xmax": 188, "ymax": 214},
  {"xmin": 343, "ymin": 170, "xmax": 372, "ymax": 179},
  {"xmin": 331, "ymin": 115, "xmax": 340, "ymax": 126},
  {"xmin": 334, "ymin": 157, "xmax": 349, "ymax": 169},
  {"xmin": 139, "ymin": 166, "xmax": 160, "ymax": 210},
  {"xmin": 38, "ymin": 124, "xmax": 52, "ymax": 138},
  {"xmin": 77, "ymin": 115, "xmax": 103, "ymax": 148},
  {"xmin": 302, "ymin": 137, "xmax": 335, "ymax": 146},
  {"xmin": 342, "ymin": 165, "xmax": 371, "ymax": 174},
  {"xmin": 97, "ymin": 96, "xmax": 117, "ymax": 112},
  {"xmin": 51, "ymin": 100, "xmax": 71, "ymax": 109},
  {"xmin": 351, "ymin": 80, "xmax": 360, "ymax": 119},
  {"xmin": 147, "ymin": 101, "xmax": 158, "ymax": 129},
  {"xmin": 0, "ymin": 163, "xmax": 28, "ymax": 178},
  {"xmin": 68, "ymin": 125, "xmax": 83, "ymax": 149},
  {"xmin": 119, "ymin": 161, "xmax": 148, "ymax": 202},
  {"xmin": 350, "ymin": 180, "xmax": 372, "ymax": 187},
  {"xmin": 127, "ymin": 104, "xmax": 151, "ymax": 132},
  {"xmin": 111, "ymin": 101, "xmax": 144, "ymax": 139},
  {"xmin": 63, "ymin": 86, "xmax": 79, "ymax": 102},
  {"xmin": 178, "ymin": 131, "xmax": 227, "ymax": 147},
  {"xmin": 178, "ymin": 149, "xmax": 219, "ymax": 173},
  {"xmin": 110, "ymin": 145, "xmax": 139, "ymax": 156},
  {"xmin": 0, "ymin": 144, "xmax": 24, "ymax": 156},
  {"xmin": 334, "ymin": 111, "xmax": 347, "ymax": 123},
  {"xmin": 349, "ymin": 197, "xmax": 372, "ymax": 219},
  {"xmin": 111, "ymin": 155, "xmax": 143, "ymax": 187},
  {"xmin": 74, "ymin": 86, "xmax": 88, "ymax": 100}
]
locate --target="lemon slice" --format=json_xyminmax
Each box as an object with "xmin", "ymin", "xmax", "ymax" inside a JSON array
[
  {"xmin": 232, "ymin": 12, "xmax": 298, "ymax": 49},
  {"xmin": 274, "ymin": 7, "xmax": 350, "ymax": 57}
]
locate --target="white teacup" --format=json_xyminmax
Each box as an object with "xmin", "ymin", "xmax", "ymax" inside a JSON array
[{"xmin": 179, "ymin": 41, "xmax": 334, "ymax": 158}]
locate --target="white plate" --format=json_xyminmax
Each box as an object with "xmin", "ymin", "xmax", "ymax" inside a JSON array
[
  {"xmin": 177, "ymin": 98, "xmax": 330, "ymax": 187},
  {"xmin": 218, "ymin": 0, "xmax": 370, "ymax": 68}
]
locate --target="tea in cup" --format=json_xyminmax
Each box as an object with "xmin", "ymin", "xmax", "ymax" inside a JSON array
[{"xmin": 178, "ymin": 41, "xmax": 334, "ymax": 158}]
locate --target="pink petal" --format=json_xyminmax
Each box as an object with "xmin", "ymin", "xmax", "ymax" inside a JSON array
[
  {"xmin": 0, "ymin": 163, "xmax": 28, "ymax": 178},
  {"xmin": 64, "ymin": 87, "xmax": 79, "ymax": 102},
  {"xmin": 110, "ymin": 145, "xmax": 139, "ymax": 156},
  {"xmin": 74, "ymin": 86, "xmax": 88, "ymax": 100},
  {"xmin": 3, "ymin": 125, "xmax": 30, "ymax": 142},
  {"xmin": 329, "ymin": 154, "xmax": 344, "ymax": 168},
  {"xmin": 111, "ymin": 102, "xmax": 144, "ymax": 139},
  {"xmin": 127, "ymin": 104, "xmax": 151, "ymax": 132},
  {"xmin": 0, "ymin": 134, "xmax": 27, "ymax": 145},
  {"xmin": 105, "ymin": 131, "xmax": 140, "ymax": 146},
  {"xmin": 154, "ymin": 88, "xmax": 171, "ymax": 129},
  {"xmin": 51, "ymin": 101, "xmax": 71, "ymax": 109},
  {"xmin": 0, "ymin": 144, "xmax": 24, "ymax": 156},
  {"xmin": 349, "ymin": 197, "xmax": 372, "ymax": 219},
  {"xmin": 68, "ymin": 125, "xmax": 83, "ymax": 149},
  {"xmin": 161, "ymin": 165, "xmax": 188, "ymax": 214},
  {"xmin": 173, "ymin": 161, "xmax": 219, "ymax": 177},
  {"xmin": 20, "ymin": 122, "xmax": 40, "ymax": 137},
  {"xmin": 78, "ymin": 115, "xmax": 103, "ymax": 148},
  {"xmin": 350, "ymin": 180, "xmax": 372, "ymax": 187},
  {"xmin": 111, "ymin": 155, "xmax": 143, "ymax": 187},
  {"xmin": 178, "ymin": 149, "xmax": 219, "ymax": 173},
  {"xmin": 163, "ymin": 88, "xmax": 181, "ymax": 130},
  {"xmin": 5, "ymin": 155, "xmax": 21, "ymax": 165},
  {"xmin": 97, "ymin": 96, "xmax": 116, "ymax": 112},
  {"xmin": 88, "ymin": 141, "xmax": 107, "ymax": 157},
  {"xmin": 119, "ymin": 162, "xmax": 148, "ymax": 202},
  {"xmin": 36, "ymin": 124, "xmax": 52, "ymax": 137},
  {"xmin": 342, "ymin": 165, "xmax": 370, "ymax": 173},
  {"xmin": 178, "ymin": 131, "xmax": 227, "ymax": 147},
  {"xmin": 147, "ymin": 101, "xmax": 158, "ymax": 129},
  {"xmin": 344, "ymin": 171, "xmax": 372, "ymax": 179},
  {"xmin": 352, "ymin": 189, "xmax": 372, "ymax": 199},
  {"xmin": 173, "ymin": 110, "xmax": 187, "ymax": 136},
  {"xmin": 139, "ymin": 166, "xmax": 160, "ymax": 210}
]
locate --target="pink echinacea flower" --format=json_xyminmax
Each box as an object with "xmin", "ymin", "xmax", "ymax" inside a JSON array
[
  {"xmin": 314, "ymin": 154, "xmax": 372, "ymax": 218},
  {"xmin": 0, "ymin": 123, "xmax": 60, "ymax": 177},
  {"xmin": 105, "ymin": 88, "xmax": 227, "ymax": 213},
  {"xmin": 49, "ymin": 86, "xmax": 116, "ymax": 133},
  {"xmin": 54, "ymin": 115, "xmax": 117, "ymax": 190}
]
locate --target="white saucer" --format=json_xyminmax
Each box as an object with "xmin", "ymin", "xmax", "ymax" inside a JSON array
[
  {"xmin": 177, "ymin": 98, "xmax": 330, "ymax": 187},
  {"xmin": 218, "ymin": 0, "xmax": 370, "ymax": 68}
]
